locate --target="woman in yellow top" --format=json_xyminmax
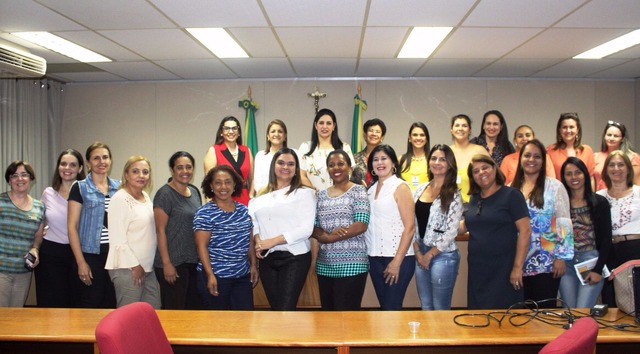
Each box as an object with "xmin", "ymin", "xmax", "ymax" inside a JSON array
[
  {"xmin": 449, "ymin": 114, "xmax": 489, "ymax": 204},
  {"xmin": 399, "ymin": 122, "xmax": 430, "ymax": 191}
]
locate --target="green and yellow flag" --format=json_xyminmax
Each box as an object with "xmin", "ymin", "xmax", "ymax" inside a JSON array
[
  {"xmin": 351, "ymin": 93, "xmax": 367, "ymax": 154},
  {"xmin": 239, "ymin": 98, "xmax": 259, "ymax": 157}
]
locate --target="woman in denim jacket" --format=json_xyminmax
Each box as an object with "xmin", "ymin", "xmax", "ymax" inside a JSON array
[
  {"xmin": 412, "ymin": 144, "xmax": 462, "ymax": 310},
  {"xmin": 68, "ymin": 142, "xmax": 120, "ymax": 308}
]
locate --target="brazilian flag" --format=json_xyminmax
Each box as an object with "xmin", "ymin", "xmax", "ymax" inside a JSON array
[
  {"xmin": 351, "ymin": 94, "xmax": 367, "ymax": 154},
  {"xmin": 239, "ymin": 99, "xmax": 259, "ymax": 157}
]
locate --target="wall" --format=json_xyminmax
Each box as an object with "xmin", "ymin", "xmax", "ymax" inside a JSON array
[{"xmin": 56, "ymin": 78, "xmax": 637, "ymax": 308}]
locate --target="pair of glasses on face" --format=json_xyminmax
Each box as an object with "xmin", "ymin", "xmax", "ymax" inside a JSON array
[
  {"xmin": 10, "ymin": 173, "xmax": 30, "ymax": 180},
  {"xmin": 223, "ymin": 126, "xmax": 239, "ymax": 132}
]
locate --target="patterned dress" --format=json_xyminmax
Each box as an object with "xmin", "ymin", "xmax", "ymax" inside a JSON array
[
  {"xmin": 523, "ymin": 178, "xmax": 574, "ymax": 276},
  {"xmin": 315, "ymin": 184, "xmax": 370, "ymax": 277}
]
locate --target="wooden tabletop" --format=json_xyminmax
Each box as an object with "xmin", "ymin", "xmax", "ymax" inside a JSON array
[{"xmin": 0, "ymin": 307, "xmax": 638, "ymax": 348}]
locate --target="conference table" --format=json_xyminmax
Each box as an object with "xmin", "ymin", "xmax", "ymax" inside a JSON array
[{"xmin": 0, "ymin": 307, "xmax": 638, "ymax": 353}]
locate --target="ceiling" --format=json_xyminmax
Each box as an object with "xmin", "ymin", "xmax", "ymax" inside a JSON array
[{"xmin": 2, "ymin": 0, "xmax": 640, "ymax": 83}]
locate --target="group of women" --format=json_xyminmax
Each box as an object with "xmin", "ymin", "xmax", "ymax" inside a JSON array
[{"xmin": 1, "ymin": 108, "xmax": 638, "ymax": 311}]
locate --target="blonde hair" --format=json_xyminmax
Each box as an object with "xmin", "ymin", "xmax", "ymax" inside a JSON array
[{"xmin": 120, "ymin": 155, "xmax": 153, "ymax": 193}]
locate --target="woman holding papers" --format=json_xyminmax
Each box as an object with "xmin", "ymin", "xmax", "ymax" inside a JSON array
[
  {"xmin": 597, "ymin": 151, "xmax": 640, "ymax": 307},
  {"xmin": 558, "ymin": 157, "xmax": 611, "ymax": 308}
]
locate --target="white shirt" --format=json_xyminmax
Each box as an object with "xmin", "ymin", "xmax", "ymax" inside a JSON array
[
  {"xmin": 105, "ymin": 190, "xmax": 157, "ymax": 271},
  {"xmin": 365, "ymin": 175, "xmax": 415, "ymax": 257},
  {"xmin": 249, "ymin": 186, "xmax": 316, "ymax": 256},
  {"xmin": 597, "ymin": 185, "xmax": 640, "ymax": 236}
]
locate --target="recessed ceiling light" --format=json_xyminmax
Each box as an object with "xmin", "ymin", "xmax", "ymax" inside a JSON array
[
  {"xmin": 398, "ymin": 27, "xmax": 453, "ymax": 59},
  {"xmin": 186, "ymin": 28, "xmax": 248, "ymax": 58},
  {"xmin": 11, "ymin": 32, "xmax": 111, "ymax": 63},
  {"xmin": 574, "ymin": 29, "xmax": 640, "ymax": 59}
]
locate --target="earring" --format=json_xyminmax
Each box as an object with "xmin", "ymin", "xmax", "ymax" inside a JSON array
[
  {"xmin": 392, "ymin": 167, "xmax": 397, "ymax": 174},
  {"xmin": 371, "ymin": 170, "xmax": 377, "ymax": 176}
]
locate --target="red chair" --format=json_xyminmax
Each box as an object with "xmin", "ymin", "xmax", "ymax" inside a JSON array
[
  {"xmin": 95, "ymin": 302, "xmax": 173, "ymax": 354},
  {"xmin": 538, "ymin": 317, "xmax": 599, "ymax": 354}
]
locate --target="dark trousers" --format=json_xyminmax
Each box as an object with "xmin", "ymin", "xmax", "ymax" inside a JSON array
[
  {"xmin": 369, "ymin": 256, "xmax": 415, "ymax": 310},
  {"xmin": 259, "ymin": 251, "xmax": 311, "ymax": 310},
  {"xmin": 523, "ymin": 272, "xmax": 561, "ymax": 306},
  {"xmin": 197, "ymin": 272, "xmax": 253, "ymax": 310},
  {"xmin": 155, "ymin": 263, "xmax": 201, "ymax": 309},
  {"xmin": 317, "ymin": 272, "xmax": 368, "ymax": 310},
  {"xmin": 34, "ymin": 239, "xmax": 78, "ymax": 307},
  {"xmin": 75, "ymin": 244, "xmax": 116, "ymax": 308}
]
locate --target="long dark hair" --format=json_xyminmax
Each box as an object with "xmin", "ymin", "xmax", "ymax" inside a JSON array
[
  {"xmin": 263, "ymin": 148, "xmax": 305, "ymax": 196},
  {"xmin": 561, "ymin": 157, "xmax": 596, "ymax": 218},
  {"xmin": 306, "ymin": 108, "xmax": 344, "ymax": 156},
  {"xmin": 427, "ymin": 144, "xmax": 458, "ymax": 212},
  {"xmin": 399, "ymin": 122, "xmax": 430, "ymax": 174},
  {"xmin": 214, "ymin": 116, "xmax": 243, "ymax": 145},
  {"xmin": 367, "ymin": 144, "xmax": 401, "ymax": 188},
  {"xmin": 477, "ymin": 110, "xmax": 515, "ymax": 155},
  {"xmin": 511, "ymin": 139, "xmax": 547, "ymax": 209},
  {"xmin": 52, "ymin": 149, "xmax": 86, "ymax": 191}
]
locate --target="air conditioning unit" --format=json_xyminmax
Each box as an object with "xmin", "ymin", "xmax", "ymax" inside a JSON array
[{"xmin": 0, "ymin": 44, "xmax": 47, "ymax": 78}]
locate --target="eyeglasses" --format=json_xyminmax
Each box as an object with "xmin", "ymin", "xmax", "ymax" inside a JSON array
[
  {"xmin": 10, "ymin": 173, "xmax": 31, "ymax": 180},
  {"xmin": 223, "ymin": 126, "xmax": 239, "ymax": 132}
]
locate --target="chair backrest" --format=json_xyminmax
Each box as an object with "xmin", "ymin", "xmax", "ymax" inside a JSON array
[
  {"xmin": 95, "ymin": 302, "xmax": 173, "ymax": 354},
  {"xmin": 538, "ymin": 317, "xmax": 599, "ymax": 354}
]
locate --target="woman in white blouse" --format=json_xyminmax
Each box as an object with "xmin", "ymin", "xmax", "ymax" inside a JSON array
[
  {"xmin": 365, "ymin": 144, "xmax": 416, "ymax": 310},
  {"xmin": 106, "ymin": 156, "xmax": 160, "ymax": 308},
  {"xmin": 298, "ymin": 108, "xmax": 355, "ymax": 191},
  {"xmin": 597, "ymin": 150, "xmax": 640, "ymax": 307},
  {"xmin": 252, "ymin": 119, "xmax": 290, "ymax": 196},
  {"xmin": 249, "ymin": 148, "xmax": 316, "ymax": 310}
]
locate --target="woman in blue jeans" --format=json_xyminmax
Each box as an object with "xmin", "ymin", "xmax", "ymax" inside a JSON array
[
  {"xmin": 365, "ymin": 145, "xmax": 416, "ymax": 310},
  {"xmin": 413, "ymin": 144, "xmax": 462, "ymax": 310},
  {"xmin": 559, "ymin": 157, "xmax": 612, "ymax": 308}
]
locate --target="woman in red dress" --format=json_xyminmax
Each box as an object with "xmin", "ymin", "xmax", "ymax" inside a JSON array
[{"xmin": 204, "ymin": 116, "xmax": 253, "ymax": 206}]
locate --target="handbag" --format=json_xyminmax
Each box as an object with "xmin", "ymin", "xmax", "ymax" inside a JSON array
[{"xmin": 609, "ymin": 259, "xmax": 640, "ymax": 314}]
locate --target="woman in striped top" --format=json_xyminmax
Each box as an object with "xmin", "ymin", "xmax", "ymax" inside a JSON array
[
  {"xmin": 194, "ymin": 165, "xmax": 257, "ymax": 310},
  {"xmin": 313, "ymin": 150, "xmax": 370, "ymax": 310}
]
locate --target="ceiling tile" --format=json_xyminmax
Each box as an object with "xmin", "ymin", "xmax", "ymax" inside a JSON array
[
  {"xmin": 222, "ymin": 58, "xmax": 296, "ymax": 78},
  {"xmin": 276, "ymin": 27, "xmax": 361, "ymax": 58},
  {"xmin": 368, "ymin": 0, "xmax": 476, "ymax": 26},
  {"xmin": 229, "ymin": 28, "xmax": 285, "ymax": 58},
  {"xmin": 608, "ymin": 44, "xmax": 640, "ymax": 59},
  {"xmin": 356, "ymin": 59, "xmax": 425, "ymax": 77},
  {"xmin": 48, "ymin": 71, "xmax": 126, "ymax": 82},
  {"xmin": 474, "ymin": 58, "xmax": 565, "ymax": 77},
  {"xmin": 53, "ymin": 31, "xmax": 143, "ymax": 62},
  {"xmin": 38, "ymin": 0, "xmax": 175, "ymax": 30},
  {"xmin": 290, "ymin": 58, "xmax": 357, "ymax": 77},
  {"xmin": 434, "ymin": 28, "xmax": 542, "ymax": 59},
  {"xmin": 262, "ymin": 0, "xmax": 365, "ymax": 26},
  {"xmin": 416, "ymin": 58, "xmax": 495, "ymax": 77},
  {"xmin": 90, "ymin": 62, "xmax": 180, "ymax": 81},
  {"xmin": 0, "ymin": 0, "xmax": 84, "ymax": 32},
  {"xmin": 155, "ymin": 59, "xmax": 237, "ymax": 80},
  {"xmin": 463, "ymin": 0, "xmax": 585, "ymax": 27},
  {"xmin": 532, "ymin": 58, "xmax": 629, "ymax": 78},
  {"xmin": 150, "ymin": 0, "xmax": 268, "ymax": 27},
  {"xmin": 99, "ymin": 29, "xmax": 211, "ymax": 60},
  {"xmin": 360, "ymin": 27, "xmax": 409, "ymax": 58},
  {"xmin": 588, "ymin": 59, "xmax": 640, "ymax": 78},
  {"xmin": 505, "ymin": 28, "xmax": 631, "ymax": 59},
  {"xmin": 557, "ymin": 0, "xmax": 640, "ymax": 28}
]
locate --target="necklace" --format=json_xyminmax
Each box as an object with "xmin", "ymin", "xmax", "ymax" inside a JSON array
[
  {"xmin": 412, "ymin": 155, "xmax": 425, "ymax": 161},
  {"xmin": 228, "ymin": 146, "xmax": 239, "ymax": 156}
]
